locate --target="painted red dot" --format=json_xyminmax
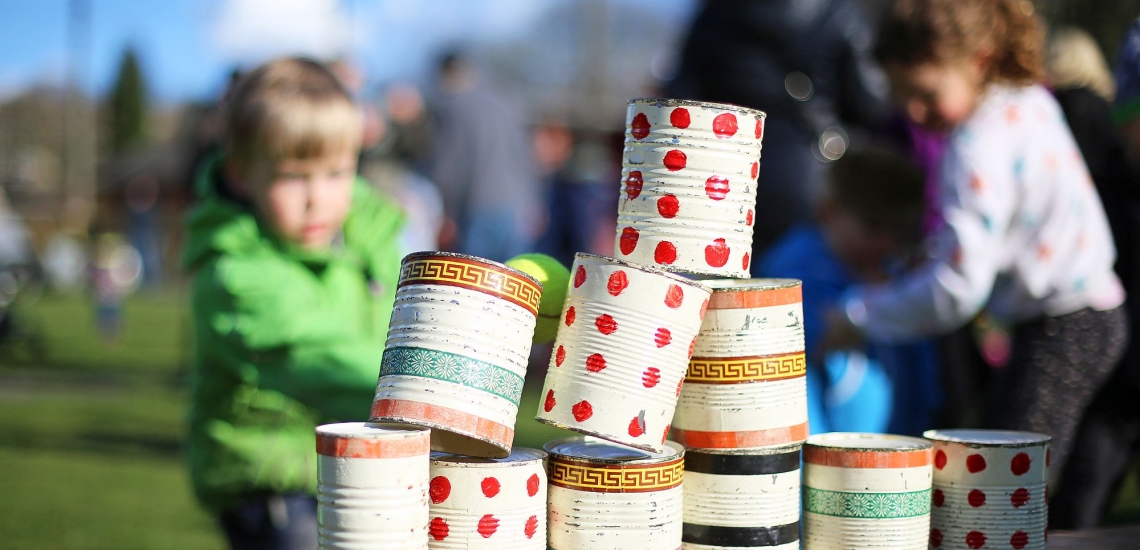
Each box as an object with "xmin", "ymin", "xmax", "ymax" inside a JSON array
[
  {"xmin": 565, "ymin": 306, "xmax": 576, "ymax": 326},
  {"xmin": 750, "ymin": 161, "xmax": 759, "ymax": 179},
  {"xmin": 477, "ymin": 514, "xmax": 499, "ymax": 538},
  {"xmin": 655, "ymin": 327, "xmax": 672, "ymax": 348},
  {"xmin": 967, "ymin": 454, "xmax": 987, "ymax": 473},
  {"xmin": 742, "ymin": 252, "xmax": 750, "ymax": 271},
  {"xmin": 930, "ymin": 528, "xmax": 943, "ymax": 548},
  {"xmin": 968, "ymin": 489, "xmax": 986, "ymax": 507},
  {"xmin": 619, "ymin": 227, "xmax": 639, "ymax": 255},
  {"xmin": 543, "ymin": 389, "xmax": 556, "ymax": 412},
  {"xmin": 662, "ymin": 423, "xmax": 671, "ymax": 443},
  {"xmin": 712, "ymin": 113, "xmax": 738, "ymax": 138},
  {"xmin": 966, "ymin": 530, "xmax": 986, "ymax": 549},
  {"xmin": 935, "ymin": 450, "xmax": 947, "ymax": 470},
  {"xmin": 624, "ymin": 171, "xmax": 643, "ymax": 200},
  {"xmin": 574, "ymin": 265, "xmax": 586, "ymax": 288},
  {"xmin": 524, "ymin": 514, "xmax": 539, "ymax": 539},
  {"xmin": 746, "ymin": 209, "xmax": 754, "ymax": 226},
  {"xmin": 642, "ymin": 367, "xmax": 661, "ymax": 388},
  {"xmin": 705, "ymin": 238, "xmax": 730, "ymax": 267},
  {"xmin": 705, "ymin": 176, "xmax": 730, "ymax": 200},
  {"xmin": 663, "ymin": 150, "xmax": 687, "ymax": 171},
  {"xmin": 555, "ymin": 345, "xmax": 566, "ymax": 367},
  {"xmin": 932, "ymin": 488, "xmax": 944, "ymax": 507},
  {"xmin": 1011, "ymin": 452, "xmax": 1030, "ymax": 476},
  {"xmin": 481, "ymin": 477, "xmax": 501, "ymax": 498},
  {"xmin": 527, "ymin": 473, "xmax": 540, "ymax": 496},
  {"xmin": 688, "ymin": 336, "xmax": 697, "ymax": 358},
  {"xmin": 607, "ymin": 271, "xmax": 629, "ymax": 296},
  {"xmin": 586, "ymin": 353, "xmax": 607, "ymax": 372},
  {"xmin": 670, "ymin": 107, "xmax": 690, "ymax": 128},
  {"xmin": 628, "ymin": 415, "xmax": 646, "ymax": 437},
  {"xmin": 429, "ymin": 476, "xmax": 451, "ymax": 504},
  {"xmin": 1010, "ymin": 531, "xmax": 1028, "ymax": 549},
  {"xmin": 595, "ymin": 314, "xmax": 618, "ymax": 335},
  {"xmin": 654, "ymin": 241, "xmax": 678, "ymax": 265},
  {"xmin": 1011, "ymin": 487, "xmax": 1030, "ymax": 508},
  {"xmin": 699, "ymin": 299, "xmax": 709, "ymax": 318},
  {"xmin": 430, "ymin": 517, "xmax": 449, "ymax": 541},
  {"xmin": 631, "ymin": 113, "xmax": 650, "ymax": 140},
  {"xmin": 755, "ymin": 118, "xmax": 764, "ymax": 139},
  {"xmin": 664, "ymin": 284, "xmax": 684, "ymax": 308},
  {"xmin": 676, "ymin": 378, "xmax": 684, "ymax": 397},
  {"xmin": 572, "ymin": 400, "xmax": 593, "ymax": 422},
  {"xmin": 657, "ymin": 194, "xmax": 680, "ymax": 218}
]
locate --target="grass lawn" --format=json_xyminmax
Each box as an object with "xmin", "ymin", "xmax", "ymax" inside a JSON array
[{"xmin": 2, "ymin": 292, "xmax": 1138, "ymax": 549}]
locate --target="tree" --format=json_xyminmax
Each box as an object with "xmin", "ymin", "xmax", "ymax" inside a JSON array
[{"xmin": 108, "ymin": 47, "xmax": 148, "ymax": 153}]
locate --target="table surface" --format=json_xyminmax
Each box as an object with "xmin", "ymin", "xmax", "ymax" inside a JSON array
[{"xmin": 1049, "ymin": 525, "xmax": 1140, "ymax": 548}]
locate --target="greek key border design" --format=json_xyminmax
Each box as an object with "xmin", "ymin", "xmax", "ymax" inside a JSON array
[
  {"xmin": 687, "ymin": 352, "xmax": 806, "ymax": 383},
  {"xmin": 803, "ymin": 487, "xmax": 931, "ymax": 519},
  {"xmin": 549, "ymin": 457, "xmax": 684, "ymax": 493},
  {"xmin": 379, "ymin": 346, "xmax": 524, "ymax": 406},
  {"xmin": 400, "ymin": 257, "xmax": 541, "ymax": 317}
]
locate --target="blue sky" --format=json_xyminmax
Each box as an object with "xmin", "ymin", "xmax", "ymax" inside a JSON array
[{"xmin": 0, "ymin": 0, "xmax": 696, "ymax": 105}]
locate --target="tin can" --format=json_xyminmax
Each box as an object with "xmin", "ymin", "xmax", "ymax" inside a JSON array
[
  {"xmin": 536, "ymin": 253, "xmax": 712, "ymax": 453},
  {"xmin": 682, "ymin": 444, "xmax": 802, "ymax": 550},
  {"xmin": 802, "ymin": 433, "xmax": 933, "ymax": 550},
  {"xmin": 615, "ymin": 98, "xmax": 766, "ymax": 279},
  {"xmin": 427, "ymin": 448, "xmax": 547, "ymax": 549},
  {"xmin": 371, "ymin": 252, "xmax": 543, "ymax": 458},
  {"xmin": 316, "ymin": 422, "xmax": 432, "ymax": 549},
  {"xmin": 672, "ymin": 279, "xmax": 808, "ymax": 449},
  {"xmin": 924, "ymin": 430, "xmax": 1050, "ymax": 550},
  {"xmin": 546, "ymin": 437, "xmax": 685, "ymax": 550}
]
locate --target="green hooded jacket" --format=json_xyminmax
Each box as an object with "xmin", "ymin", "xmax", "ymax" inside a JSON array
[{"xmin": 181, "ymin": 158, "xmax": 405, "ymax": 511}]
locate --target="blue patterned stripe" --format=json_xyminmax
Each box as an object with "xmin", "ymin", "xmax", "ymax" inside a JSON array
[
  {"xmin": 804, "ymin": 487, "xmax": 931, "ymax": 519},
  {"xmin": 380, "ymin": 346, "xmax": 524, "ymax": 406}
]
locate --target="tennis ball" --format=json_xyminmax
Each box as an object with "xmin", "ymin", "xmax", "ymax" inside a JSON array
[{"xmin": 507, "ymin": 253, "xmax": 570, "ymax": 344}]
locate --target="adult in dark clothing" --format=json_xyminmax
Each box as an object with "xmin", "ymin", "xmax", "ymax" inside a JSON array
[{"xmin": 666, "ymin": 0, "xmax": 893, "ymax": 262}]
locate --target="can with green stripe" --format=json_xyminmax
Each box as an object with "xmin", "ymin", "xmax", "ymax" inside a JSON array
[{"xmin": 802, "ymin": 433, "xmax": 933, "ymax": 549}]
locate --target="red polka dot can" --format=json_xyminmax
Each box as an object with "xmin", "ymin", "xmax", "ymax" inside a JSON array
[
  {"xmin": 616, "ymin": 99, "xmax": 765, "ymax": 279},
  {"xmin": 427, "ymin": 448, "xmax": 547, "ymax": 549},
  {"xmin": 535, "ymin": 253, "xmax": 712, "ymax": 453},
  {"xmin": 924, "ymin": 430, "xmax": 1050, "ymax": 550}
]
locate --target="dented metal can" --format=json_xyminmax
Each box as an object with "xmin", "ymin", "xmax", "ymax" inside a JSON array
[
  {"xmin": 316, "ymin": 422, "xmax": 432, "ymax": 550},
  {"xmin": 615, "ymin": 98, "xmax": 765, "ymax": 279},
  {"xmin": 536, "ymin": 253, "xmax": 712, "ymax": 453},
  {"xmin": 371, "ymin": 251, "xmax": 542, "ymax": 458},
  {"xmin": 545, "ymin": 437, "xmax": 685, "ymax": 550}
]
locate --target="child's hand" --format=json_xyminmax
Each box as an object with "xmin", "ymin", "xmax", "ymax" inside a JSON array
[{"xmin": 817, "ymin": 308, "xmax": 865, "ymax": 359}]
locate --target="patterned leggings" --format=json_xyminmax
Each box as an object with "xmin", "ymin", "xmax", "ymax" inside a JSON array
[{"xmin": 985, "ymin": 307, "xmax": 1129, "ymax": 476}]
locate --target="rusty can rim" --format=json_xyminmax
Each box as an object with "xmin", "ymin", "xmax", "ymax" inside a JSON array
[
  {"xmin": 430, "ymin": 447, "xmax": 547, "ymax": 466},
  {"xmin": 401, "ymin": 250, "xmax": 541, "ymax": 287},
  {"xmin": 574, "ymin": 252, "xmax": 712, "ymax": 292},
  {"xmin": 629, "ymin": 97, "xmax": 767, "ymax": 119},
  {"xmin": 924, "ymin": 429, "xmax": 1051, "ymax": 448},
  {"xmin": 544, "ymin": 436, "xmax": 684, "ymax": 465}
]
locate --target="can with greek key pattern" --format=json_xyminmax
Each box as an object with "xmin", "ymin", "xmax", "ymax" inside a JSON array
[
  {"xmin": 672, "ymin": 279, "xmax": 808, "ymax": 449},
  {"xmin": 802, "ymin": 433, "xmax": 933, "ymax": 549},
  {"xmin": 615, "ymin": 99, "xmax": 765, "ymax": 279},
  {"xmin": 682, "ymin": 444, "xmax": 802, "ymax": 549},
  {"xmin": 427, "ymin": 448, "xmax": 547, "ymax": 549},
  {"xmin": 316, "ymin": 422, "xmax": 431, "ymax": 549},
  {"xmin": 371, "ymin": 251, "xmax": 543, "ymax": 458},
  {"xmin": 924, "ymin": 430, "xmax": 1050, "ymax": 550},
  {"xmin": 536, "ymin": 253, "xmax": 711, "ymax": 453},
  {"xmin": 545, "ymin": 437, "xmax": 685, "ymax": 550}
]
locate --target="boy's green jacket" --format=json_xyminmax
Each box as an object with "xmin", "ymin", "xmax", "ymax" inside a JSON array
[{"xmin": 181, "ymin": 158, "xmax": 405, "ymax": 511}]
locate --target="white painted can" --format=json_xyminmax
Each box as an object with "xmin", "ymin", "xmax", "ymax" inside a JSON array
[
  {"xmin": 371, "ymin": 252, "xmax": 543, "ymax": 458},
  {"xmin": 802, "ymin": 433, "xmax": 933, "ymax": 550},
  {"xmin": 682, "ymin": 445, "xmax": 802, "ymax": 549},
  {"xmin": 615, "ymin": 98, "xmax": 765, "ymax": 279},
  {"xmin": 672, "ymin": 279, "xmax": 808, "ymax": 449},
  {"xmin": 924, "ymin": 429, "xmax": 1050, "ymax": 550},
  {"xmin": 536, "ymin": 253, "xmax": 711, "ymax": 453},
  {"xmin": 427, "ymin": 448, "xmax": 547, "ymax": 549},
  {"xmin": 316, "ymin": 422, "xmax": 432, "ymax": 550},
  {"xmin": 546, "ymin": 437, "xmax": 685, "ymax": 550}
]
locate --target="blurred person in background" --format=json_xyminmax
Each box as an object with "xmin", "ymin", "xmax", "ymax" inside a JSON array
[
  {"xmin": 1046, "ymin": 26, "xmax": 1140, "ymax": 529},
  {"xmin": 666, "ymin": 0, "xmax": 893, "ymax": 263},
  {"xmin": 428, "ymin": 51, "xmax": 545, "ymax": 262}
]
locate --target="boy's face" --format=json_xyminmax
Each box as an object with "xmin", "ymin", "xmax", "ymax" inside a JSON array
[
  {"xmin": 820, "ymin": 201, "xmax": 904, "ymax": 282},
  {"xmin": 243, "ymin": 151, "xmax": 357, "ymax": 250}
]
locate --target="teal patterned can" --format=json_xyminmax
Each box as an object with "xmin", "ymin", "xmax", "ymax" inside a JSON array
[{"xmin": 802, "ymin": 433, "xmax": 934, "ymax": 549}]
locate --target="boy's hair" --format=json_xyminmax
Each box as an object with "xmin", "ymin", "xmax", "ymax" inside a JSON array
[
  {"xmin": 875, "ymin": 0, "xmax": 1045, "ymax": 86},
  {"xmin": 225, "ymin": 57, "xmax": 360, "ymax": 171},
  {"xmin": 827, "ymin": 148, "xmax": 926, "ymax": 243}
]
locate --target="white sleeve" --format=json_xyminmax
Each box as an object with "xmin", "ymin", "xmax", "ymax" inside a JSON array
[{"xmin": 847, "ymin": 134, "xmax": 1016, "ymax": 342}]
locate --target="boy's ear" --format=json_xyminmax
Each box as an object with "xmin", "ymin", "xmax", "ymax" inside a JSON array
[{"xmin": 223, "ymin": 159, "xmax": 251, "ymax": 198}]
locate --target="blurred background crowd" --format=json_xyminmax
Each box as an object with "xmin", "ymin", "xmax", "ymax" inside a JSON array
[{"xmin": 3, "ymin": 0, "xmax": 1140, "ymax": 547}]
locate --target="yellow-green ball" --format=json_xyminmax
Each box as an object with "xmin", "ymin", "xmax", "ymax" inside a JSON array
[{"xmin": 507, "ymin": 253, "xmax": 570, "ymax": 344}]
